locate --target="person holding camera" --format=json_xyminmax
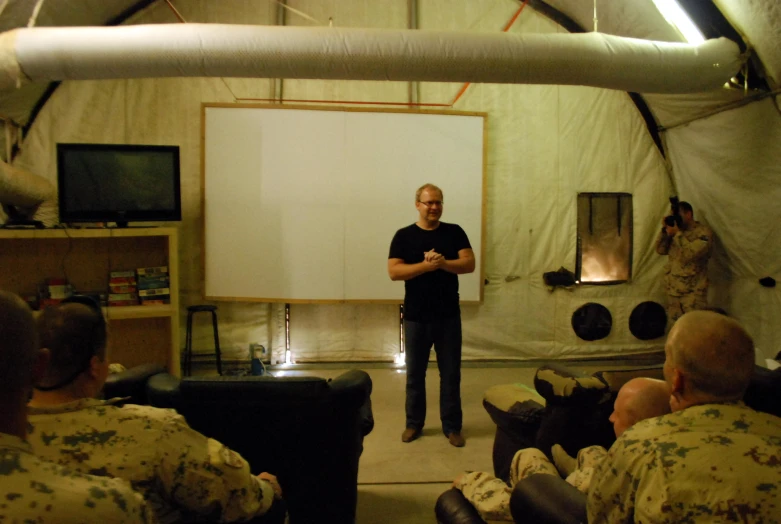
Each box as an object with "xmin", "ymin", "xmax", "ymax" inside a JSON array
[{"xmin": 655, "ymin": 200, "xmax": 714, "ymax": 323}]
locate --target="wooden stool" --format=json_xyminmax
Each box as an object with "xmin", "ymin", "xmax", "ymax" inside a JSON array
[{"xmin": 183, "ymin": 305, "xmax": 222, "ymax": 376}]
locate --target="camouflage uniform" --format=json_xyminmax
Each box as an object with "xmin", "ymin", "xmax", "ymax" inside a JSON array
[
  {"xmin": 28, "ymin": 399, "xmax": 277, "ymax": 524},
  {"xmin": 588, "ymin": 402, "xmax": 781, "ymax": 523},
  {"xmin": 655, "ymin": 221, "xmax": 714, "ymax": 322},
  {"xmin": 0, "ymin": 432, "xmax": 152, "ymax": 523},
  {"xmin": 455, "ymin": 445, "xmax": 607, "ymax": 522}
]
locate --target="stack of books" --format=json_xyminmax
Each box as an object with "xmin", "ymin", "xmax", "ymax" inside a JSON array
[
  {"xmin": 38, "ymin": 277, "xmax": 73, "ymax": 308},
  {"xmin": 137, "ymin": 266, "xmax": 170, "ymax": 305},
  {"xmin": 108, "ymin": 270, "xmax": 139, "ymax": 307}
]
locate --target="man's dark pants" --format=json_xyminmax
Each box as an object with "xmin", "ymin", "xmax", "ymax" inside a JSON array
[{"xmin": 404, "ymin": 315, "xmax": 462, "ymax": 435}]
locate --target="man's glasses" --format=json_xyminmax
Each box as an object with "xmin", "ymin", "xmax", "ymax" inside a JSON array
[{"xmin": 418, "ymin": 200, "xmax": 444, "ymax": 207}]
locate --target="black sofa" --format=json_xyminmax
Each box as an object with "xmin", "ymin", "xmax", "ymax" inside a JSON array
[
  {"xmin": 105, "ymin": 368, "xmax": 372, "ymax": 524},
  {"xmin": 435, "ymin": 363, "xmax": 781, "ymax": 524}
]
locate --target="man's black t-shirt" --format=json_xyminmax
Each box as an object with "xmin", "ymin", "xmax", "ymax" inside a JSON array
[{"xmin": 388, "ymin": 222, "xmax": 472, "ymax": 322}]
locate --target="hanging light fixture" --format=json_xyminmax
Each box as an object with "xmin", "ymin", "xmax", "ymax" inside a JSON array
[{"xmin": 651, "ymin": 0, "xmax": 706, "ymax": 44}]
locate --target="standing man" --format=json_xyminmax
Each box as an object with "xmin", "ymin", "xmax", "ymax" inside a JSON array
[
  {"xmin": 655, "ymin": 201, "xmax": 713, "ymax": 323},
  {"xmin": 388, "ymin": 183, "xmax": 475, "ymax": 447}
]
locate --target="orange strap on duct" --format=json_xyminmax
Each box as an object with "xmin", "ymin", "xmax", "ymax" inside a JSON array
[{"xmin": 450, "ymin": 0, "xmax": 530, "ymax": 106}]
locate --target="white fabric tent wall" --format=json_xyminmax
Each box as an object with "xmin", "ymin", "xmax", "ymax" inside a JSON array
[
  {"xmin": 717, "ymin": 0, "xmax": 781, "ymax": 86},
  {"xmin": 266, "ymin": 0, "xmax": 673, "ymax": 362},
  {"xmin": 14, "ymin": 0, "xmax": 695, "ymax": 363},
  {"xmin": 661, "ymin": 97, "xmax": 781, "ymax": 363}
]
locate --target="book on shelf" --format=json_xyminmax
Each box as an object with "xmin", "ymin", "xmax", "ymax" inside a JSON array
[
  {"xmin": 140, "ymin": 298, "xmax": 170, "ymax": 305},
  {"xmin": 38, "ymin": 278, "xmax": 73, "ymax": 303},
  {"xmin": 47, "ymin": 284, "xmax": 71, "ymax": 299},
  {"xmin": 109, "ymin": 276, "xmax": 136, "ymax": 286},
  {"xmin": 138, "ymin": 288, "xmax": 170, "ymax": 298},
  {"xmin": 39, "ymin": 298, "xmax": 64, "ymax": 308},
  {"xmin": 137, "ymin": 275, "xmax": 170, "ymax": 290},
  {"xmin": 109, "ymin": 270, "xmax": 136, "ymax": 279},
  {"xmin": 108, "ymin": 284, "xmax": 137, "ymax": 294},
  {"xmin": 136, "ymin": 266, "xmax": 168, "ymax": 277},
  {"xmin": 108, "ymin": 292, "xmax": 138, "ymax": 302},
  {"xmin": 103, "ymin": 268, "xmax": 171, "ymax": 306}
]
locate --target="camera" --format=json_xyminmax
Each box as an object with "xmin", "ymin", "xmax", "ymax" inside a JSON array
[{"xmin": 664, "ymin": 196, "xmax": 682, "ymax": 228}]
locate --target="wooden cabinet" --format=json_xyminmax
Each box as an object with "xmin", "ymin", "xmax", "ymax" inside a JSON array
[{"xmin": 0, "ymin": 227, "xmax": 180, "ymax": 375}]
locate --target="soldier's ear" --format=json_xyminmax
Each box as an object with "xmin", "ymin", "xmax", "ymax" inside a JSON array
[
  {"xmin": 666, "ymin": 369, "xmax": 685, "ymax": 412},
  {"xmin": 670, "ymin": 367, "xmax": 685, "ymax": 395},
  {"xmin": 87, "ymin": 354, "xmax": 107, "ymax": 380}
]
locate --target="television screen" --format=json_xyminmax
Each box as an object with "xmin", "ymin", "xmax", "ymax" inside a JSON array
[{"xmin": 57, "ymin": 143, "xmax": 181, "ymax": 225}]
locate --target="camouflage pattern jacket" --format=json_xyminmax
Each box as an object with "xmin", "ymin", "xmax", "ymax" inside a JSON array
[
  {"xmin": 0, "ymin": 432, "xmax": 152, "ymax": 523},
  {"xmin": 28, "ymin": 399, "xmax": 276, "ymax": 524},
  {"xmin": 655, "ymin": 221, "xmax": 714, "ymax": 297},
  {"xmin": 587, "ymin": 402, "xmax": 781, "ymax": 523}
]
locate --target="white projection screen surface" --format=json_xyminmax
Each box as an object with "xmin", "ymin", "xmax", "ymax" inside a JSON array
[{"xmin": 202, "ymin": 104, "xmax": 485, "ymax": 303}]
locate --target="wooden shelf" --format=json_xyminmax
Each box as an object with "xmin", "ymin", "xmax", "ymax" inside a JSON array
[
  {"xmin": 0, "ymin": 226, "xmax": 176, "ymax": 239},
  {"xmin": 0, "ymin": 226, "xmax": 181, "ymax": 376},
  {"xmin": 103, "ymin": 304, "xmax": 175, "ymax": 320}
]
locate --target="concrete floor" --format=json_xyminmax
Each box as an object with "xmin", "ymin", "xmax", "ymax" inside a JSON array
[
  {"xmin": 357, "ymin": 483, "xmax": 452, "ymax": 524},
  {"xmin": 353, "ymin": 366, "xmax": 532, "ymax": 523}
]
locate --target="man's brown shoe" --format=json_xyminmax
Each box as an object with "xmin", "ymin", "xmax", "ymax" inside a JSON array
[
  {"xmin": 401, "ymin": 428, "xmax": 421, "ymax": 443},
  {"xmin": 447, "ymin": 432, "xmax": 465, "ymax": 447}
]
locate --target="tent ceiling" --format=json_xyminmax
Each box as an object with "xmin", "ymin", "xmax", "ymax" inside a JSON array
[
  {"xmin": 0, "ymin": 0, "xmax": 151, "ymax": 32},
  {"xmin": 0, "ymin": 0, "xmax": 777, "ymax": 143}
]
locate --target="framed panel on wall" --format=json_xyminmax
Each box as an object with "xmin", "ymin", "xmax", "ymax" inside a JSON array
[{"xmin": 202, "ymin": 104, "xmax": 486, "ymax": 303}]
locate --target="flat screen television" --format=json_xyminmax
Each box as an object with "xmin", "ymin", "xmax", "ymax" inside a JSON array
[{"xmin": 57, "ymin": 143, "xmax": 181, "ymax": 226}]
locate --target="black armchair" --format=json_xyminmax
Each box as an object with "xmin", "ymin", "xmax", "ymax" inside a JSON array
[
  {"xmin": 510, "ymin": 473, "xmax": 585, "ymax": 524},
  {"xmin": 102, "ymin": 362, "xmax": 166, "ymax": 404},
  {"xmin": 146, "ymin": 370, "xmax": 373, "ymax": 524}
]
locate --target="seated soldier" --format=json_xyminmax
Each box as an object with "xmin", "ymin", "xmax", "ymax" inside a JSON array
[
  {"xmin": 27, "ymin": 297, "xmax": 284, "ymax": 524},
  {"xmin": 588, "ymin": 310, "xmax": 781, "ymax": 523},
  {"xmin": 453, "ymin": 377, "xmax": 670, "ymax": 522},
  {"xmin": 0, "ymin": 290, "xmax": 152, "ymax": 523}
]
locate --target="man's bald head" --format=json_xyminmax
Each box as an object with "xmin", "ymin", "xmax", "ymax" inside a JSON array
[
  {"xmin": 610, "ymin": 377, "xmax": 671, "ymax": 437},
  {"xmin": 0, "ymin": 290, "xmax": 38, "ymax": 393},
  {"xmin": 665, "ymin": 310, "xmax": 755, "ymax": 403}
]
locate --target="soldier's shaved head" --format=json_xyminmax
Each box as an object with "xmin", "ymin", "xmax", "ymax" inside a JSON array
[
  {"xmin": 610, "ymin": 377, "xmax": 671, "ymax": 437},
  {"xmin": 0, "ymin": 290, "xmax": 38, "ymax": 393},
  {"xmin": 35, "ymin": 302, "xmax": 107, "ymax": 390},
  {"xmin": 664, "ymin": 310, "xmax": 755, "ymax": 403}
]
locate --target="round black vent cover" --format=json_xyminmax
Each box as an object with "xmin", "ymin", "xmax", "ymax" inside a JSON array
[
  {"xmin": 571, "ymin": 303, "xmax": 612, "ymax": 341},
  {"xmin": 629, "ymin": 301, "xmax": 667, "ymax": 340}
]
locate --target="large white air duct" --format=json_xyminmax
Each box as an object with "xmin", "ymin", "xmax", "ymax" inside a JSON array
[
  {"xmin": 0, "ymin": 160, "xmax": 57, "ymax": 226},
  {"xmin": 0, "ymin": 24, "xmax": 743, "ymax": 94}
]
